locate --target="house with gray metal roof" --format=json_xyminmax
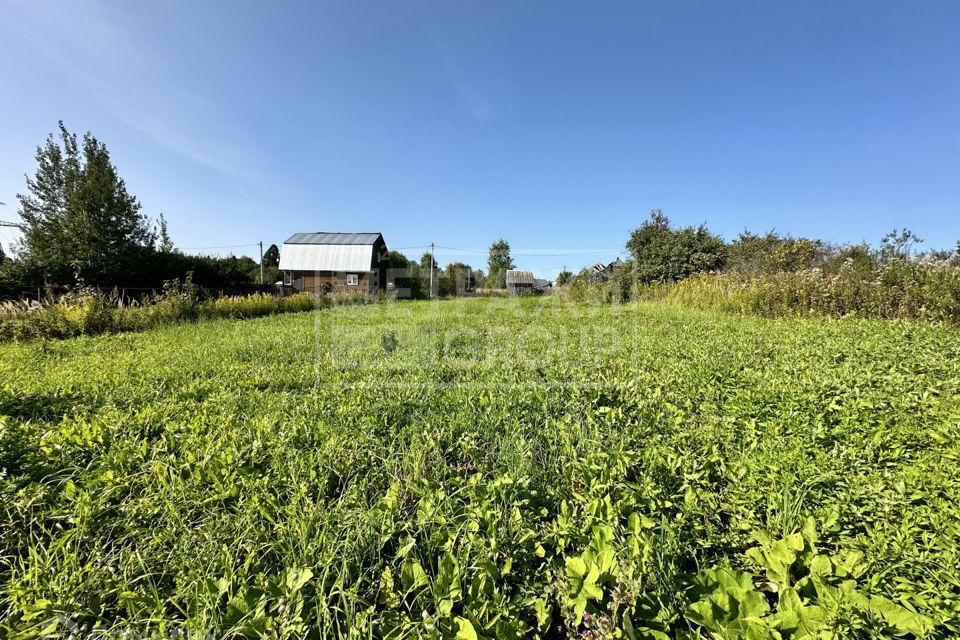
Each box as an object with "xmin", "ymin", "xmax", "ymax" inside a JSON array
[{"xmin": 279, "ymin": 232, "xmax": 388, "ymax": 294}]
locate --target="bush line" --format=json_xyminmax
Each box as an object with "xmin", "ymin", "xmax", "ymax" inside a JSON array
[
  {"xmin": 562, "ymin": 259, "xmax": 960, "ymax": 324},
  {"xmin": 0, "ymin": 280, "xmax": 382, "ymax": 342}
]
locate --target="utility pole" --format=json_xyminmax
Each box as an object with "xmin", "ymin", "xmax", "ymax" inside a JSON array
[
  {"xmin": 429, "ymin": 242, "xmax": 435, "ymax": 299},
  {"xmin": 259, "ymin": 241, "xmax": 264, "ymax": 285}
]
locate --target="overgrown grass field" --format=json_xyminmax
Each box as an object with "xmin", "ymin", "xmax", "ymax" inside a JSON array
[{"xmin": 1, "ymin": 299, "xmax": 959, "ymax": 638}]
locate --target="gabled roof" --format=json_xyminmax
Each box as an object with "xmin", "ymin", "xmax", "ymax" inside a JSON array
[
  {"xmin": 279, "ymin": 231, "xmax": 386, "ymax": 272},
  {"xmin": 283, "ymin": 232, "xmax": 383, "ymax": 245},
  {"xmin": 505, "ymin": 270, "xmax": 535, "ymax": 285},
  {"xmin": 588, "ymin": 258, "xmax": 622, "ymax": 272}
]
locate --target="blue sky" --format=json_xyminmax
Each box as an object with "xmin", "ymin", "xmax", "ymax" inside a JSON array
[{"xmin": 1, "ymin": 0, "xmax": 958, "ymax": 278}]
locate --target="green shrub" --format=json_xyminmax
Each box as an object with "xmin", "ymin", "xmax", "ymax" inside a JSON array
[
  {"xmin": 626, "ymin": 210, "xmax": 727, "ymax": 283},
  {"xmin": 640, "ymin": 259, "xmax": 960, "ymax": 323},
  {"xmin": 0, "ymin": 286, "xmax": 330, "ymax": 342}
]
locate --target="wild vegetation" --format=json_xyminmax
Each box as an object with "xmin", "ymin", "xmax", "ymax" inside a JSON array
[
  {"xmin": 640, "ymin": 261, "xmax": 960, "ymax": 323},
  {"xmin": 0, "ymin": 279, "xmax": 325, "ymax": 342},
  {"xmin": 2, "ymin": 120, "xmax": 959, "ymax": 638},
  {"xmin": 2, "ymin": 298, "xmax": 958, "ymax": 638},
  {"xmin": 564, "ymin": 213, "xmax": 960, "ymax": 323},
  {"xmin": 0, "ymin": 123, "xmax": 274, "ymax": 293}
]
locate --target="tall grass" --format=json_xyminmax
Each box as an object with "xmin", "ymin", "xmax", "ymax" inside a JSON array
[
  {"xmin": 0, "ymin": 285, "xmax": 329, "ymax": 342},
  {"xmin": 2, "ymin": 299, "xmax": 958, "ymax": 636},
  {"xmin": 639, "ymin": 259, "xmax": 960, "ymax": 323},
  {"xmin": 556, "ymin": 258, "xmax": 960, "ymax": 323}
]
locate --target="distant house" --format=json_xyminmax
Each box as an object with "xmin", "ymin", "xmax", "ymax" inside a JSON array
[
  {"xmin": 533, "ymin": 278, "xmax": 552, "ymax": 293},
  {"xmin": 588, "ymin": 258, "xmax": 622, "ymax": 284},
  {"xmin": 506, "ymin": 270, "xmax": 535, "ymax": 296},
  {"xmin": 279, "ymin": 232, "xmax": 388, "ymax": 293},
  {"xmin": 587, "ymin": 262, "xmax": 607, "ymax": 282}
]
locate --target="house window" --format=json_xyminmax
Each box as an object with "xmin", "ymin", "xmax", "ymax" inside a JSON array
[
  {"xmin": 283, "ymin": 271, "xmax": 292, "ymax": 286},
  {"xmin": 346, "ymin": 273, "xmax": 359, "ymax": 286}
]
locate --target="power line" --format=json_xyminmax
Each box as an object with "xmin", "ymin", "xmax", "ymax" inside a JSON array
[
  {"xmin": 515, "ymin": 250, "xmax": 627, "ymax": 257},
  {"xmin": 178, "ymin": 242, "xmax": 260, "ymax": 251},
  {"xmin": 432, "ymin": 244, "xmax": 486, "ymax": 254},
  {"xmin": 433, "ymin": 244, "xmax": 625, "ymax": 257},
  {"xmin": 390, "ymin": 243, "xmax": 625, "ymax": 256}
]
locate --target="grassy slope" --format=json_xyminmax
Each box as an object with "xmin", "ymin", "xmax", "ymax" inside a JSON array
[{"xmin": 1, "ymin": 299, "xmax": 959, "ymax": 637}]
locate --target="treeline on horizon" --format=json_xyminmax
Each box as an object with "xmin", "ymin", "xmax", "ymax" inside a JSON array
[
  {"xmin": 0, "ymin": 122, "xmax": 501, "ymax": 298},
  {"xmin": 3, "ymin": 122, "xmax": 960, "ymax": 323},
  {"xmin": 0, "ymin": 247, "xmax": 277, "ymax": 293},
  {"xmin": 562, "ymin": 209, "xmax": 960, "ymax": 323},
  {"xmin": 0, "ymin": 123, "xmax": 280, "ymax": 295},
  {"xmin": 389, "ymin": 211, "xmax": 960, "ymax": 322},
  {"xmin": 379, "ymin": 237, "xmax": 514, "ymax": 298}
]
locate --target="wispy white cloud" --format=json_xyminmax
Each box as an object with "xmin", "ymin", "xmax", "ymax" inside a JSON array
[{"xmin": 8, "ymin": 0, "xmax": 274, "ymax": 186}]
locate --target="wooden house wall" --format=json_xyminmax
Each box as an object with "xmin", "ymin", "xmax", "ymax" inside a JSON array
[
  {"xmin": 507, "ymin": 283, "xmax": 534, "ymax": 296},
  {"xmin": 295, "ymin": 272, "xmax": 373, "ymax": 293}
]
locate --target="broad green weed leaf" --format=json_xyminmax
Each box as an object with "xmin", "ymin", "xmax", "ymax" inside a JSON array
[
  {"xmin": 565, "ymin": 556, "xmax": 587, "ymax": 579},
  {"xmin": 401, "ymin": 559, "xmax": 429, "ymax": 592},
  {"xmin": 454, "ymin": 617, "xmax": 477, "ymax": 640},
  {"xmin": 565, "ymin": 555, "xmax": 603, "ymax": 622},
  {"xmin": 867, "ymin": 595, "xmax": 933, "ymax": 636},
  {"xmin": 807, "ymin": 555, "xmax": 832, "ymax": 578},
  {"xmin": 285, "ymin": 567, "xmax": 313, "ymax": 593}
]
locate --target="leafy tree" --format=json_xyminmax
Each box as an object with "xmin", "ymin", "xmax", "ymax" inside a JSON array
[
  {"xmin": 472, "ymin": 268, "xmax": 485, "ymax": 289},
  {"xmin": 564, "ymin": 269, "xmax": 592, "ymax": 302},
  {"xmin": 386, "ymin": 250, "xmax": 422, "ymax": 298},
  {"xmin": 923, "ymin": 247, "xmax": 955, "ymax": 262},
  {"xmin": 156, "ymin": 214, "xmax": 175, "ymax": 253},
  {"xmin": 387, "ymin": 250, "xmax": 411, "ymax": 269},
  {"xmin": 263, "ymin": 243, "xmax": 280, "ymax": 268},
  {"xmin": 726, "ymin": 231, "xmax": 822, "ymax": 275},
  {"xmin": 626, "ymin": 210, "xmax": 726, "ymax": 283},
  {"xmin": 822, "ymin": 244, "xmax": 876, "ymax": 275},
  {"xmin": 610, "ymin": 260, "xmax": 636, "ymax": 303},
  {"xmin": 419, "ymin": 251, "xmax": 440, "ymax": 297},
  {"xmin": 443, "ymin": 261, "xmax": 475, "ymax": 294},
  {"xmin": 419, "ymin": 251, "xmax": 436, "ymax": 272},
  {"xmin": 419, "ymin": 251, "xmax": 440, "ymax": 281},
  {"xmin": 16, "ymin": 122, "xmax": 155, "ymax": 285},
  {"xmin": 218, "ymin": 255, "xmax": 261, "ymax": 285},
  {"xmin": 556, "ymin": 270, "xmax": 573, "ymax": 286},
  {"xmin": 879, "ymin": 228, "xmax": 922, "ymax": 263},
  {"xmin": 260, "ymin": 243, "xmax": 281, "ymax": 283},
  {"xmin": 0, "ymin": 243, "xmax": 5, "ymax": 266},
  {"xmin": 113, "ymin": 249, "xmax": 260, "ymax": 288},
  {"xmin": 486, "ymin": 239, "xmax": 514, "ymax": 288}
]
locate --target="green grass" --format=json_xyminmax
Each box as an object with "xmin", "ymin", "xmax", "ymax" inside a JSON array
[
  {"xmin": 2, "ymin": 298, "xmax": 959, "ymax": 638},
  {"xmin": 0, "ymin": 291, "xmax": 322, "ymax": 342},
  {"xmin": 634, "ymin": 262, "xmax": 960, "ymax": 324}
]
